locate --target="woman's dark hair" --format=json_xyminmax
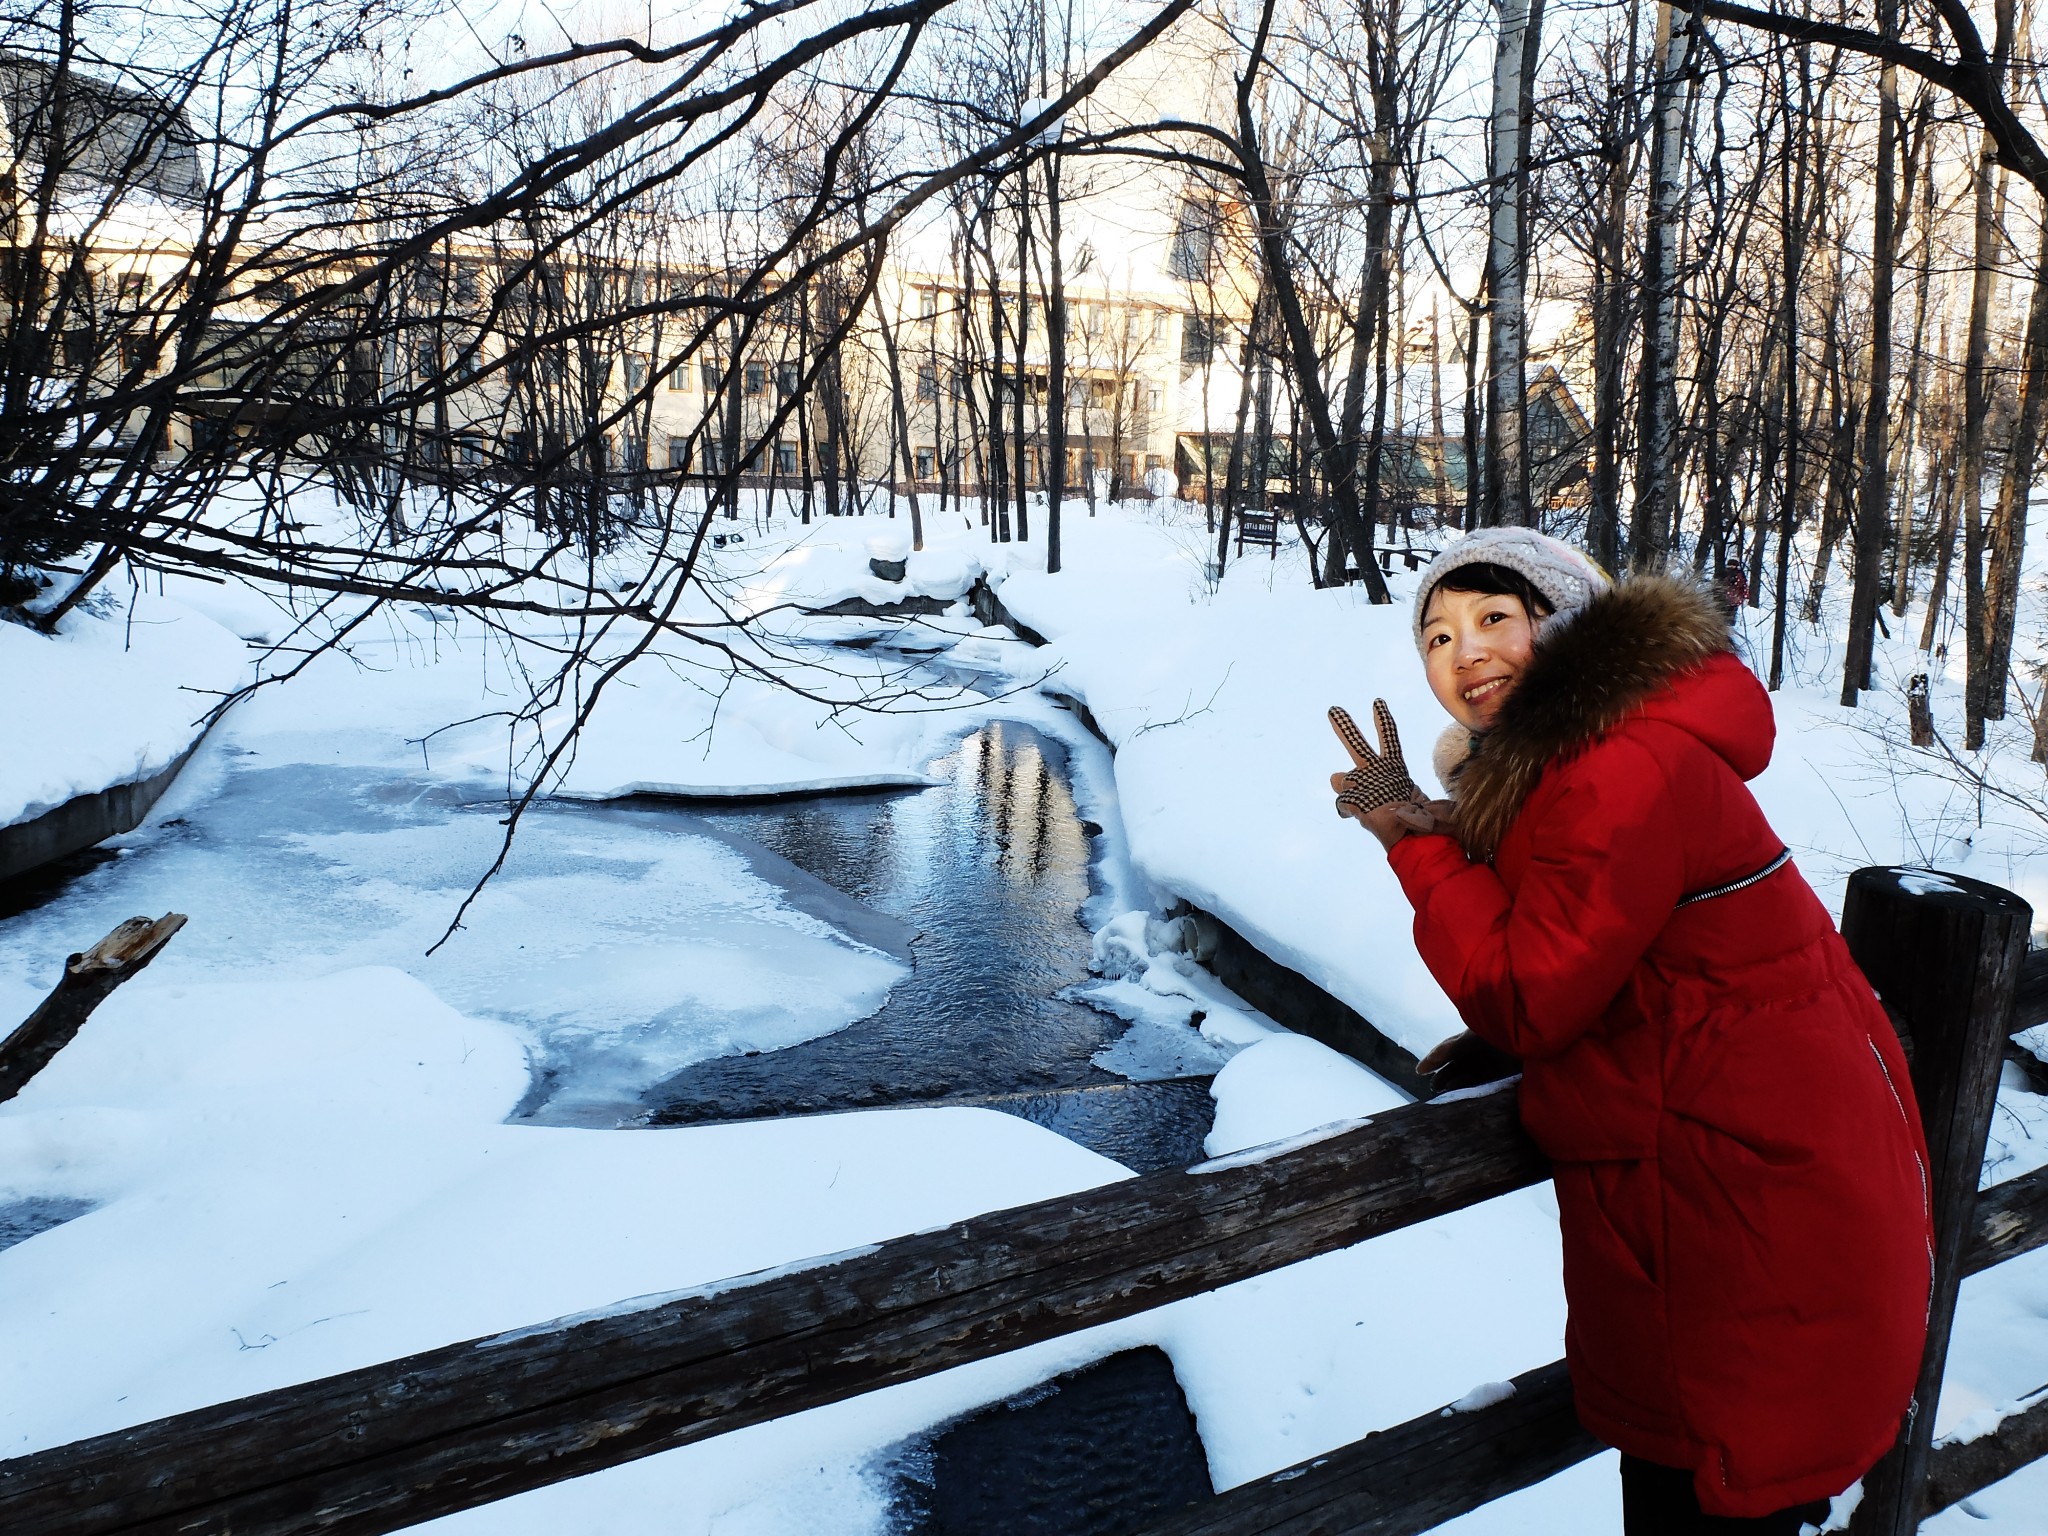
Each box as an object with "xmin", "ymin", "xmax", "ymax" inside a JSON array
[{"xmin": 1424, "ymin": 561, "xmax": 1553, "ymax": 621}]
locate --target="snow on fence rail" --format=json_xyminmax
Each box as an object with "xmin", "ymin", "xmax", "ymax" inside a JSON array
[{"xmin": 0, "ymin": 869, "xmax": 2042, "ymax": 1536}]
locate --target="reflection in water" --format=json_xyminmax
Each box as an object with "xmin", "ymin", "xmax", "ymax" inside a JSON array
[{"xmin": 644, "ymin": 721, "xmax": 1214, "ymax": 1170}]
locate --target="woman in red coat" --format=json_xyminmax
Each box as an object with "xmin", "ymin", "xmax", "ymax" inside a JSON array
[{"xmin": 1330, "ymin": 529, "xmax": 1932, "ymax": 1533}]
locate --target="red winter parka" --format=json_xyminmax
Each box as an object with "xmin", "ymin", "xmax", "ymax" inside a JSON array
[{"xmin": 1386, "ymin": 576, "xmax": 1932, "ymax": 1519}]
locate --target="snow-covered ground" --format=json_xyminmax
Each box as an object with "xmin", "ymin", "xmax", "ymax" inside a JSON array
[
  {"xmin": 0, "ymin": 585, "xmax": 249, "ymax": 831},
  {"xmin": 4, "ymin": 491, "xmax": 2047, "ymax": 1531}
]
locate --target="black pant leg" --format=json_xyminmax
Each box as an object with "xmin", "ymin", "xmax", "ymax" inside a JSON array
[{"xmin": 1619, "ymin": 1455, "xmax": 1830, "ymax": 1535}]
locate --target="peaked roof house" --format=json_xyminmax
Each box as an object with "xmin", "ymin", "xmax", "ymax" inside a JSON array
[{"xmin": 0, "ymin": 51, "xmax": 204, "ymax": 214}]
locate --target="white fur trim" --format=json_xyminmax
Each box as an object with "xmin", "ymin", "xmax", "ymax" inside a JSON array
[{"xmin": 1432, "ymin": 725, "xmax": 1476, "ymax": 797}]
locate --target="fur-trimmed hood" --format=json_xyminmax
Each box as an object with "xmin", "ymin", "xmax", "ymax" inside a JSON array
[{"xmin": 1437, "ymin": 575, "xmax": 1751, "ymax": 860}]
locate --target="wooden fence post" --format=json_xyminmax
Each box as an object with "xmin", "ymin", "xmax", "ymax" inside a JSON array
[{"xmin": 1841, "ymin": 867, "xmax": 2031, "ymax": 1536}]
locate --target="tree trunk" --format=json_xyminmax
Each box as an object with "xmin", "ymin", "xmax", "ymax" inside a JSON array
[
  {"xmin": 1962, "ymin": 154, "xmax": 2010, "ymax": 745},
  {"xmin": 1841, "ymin": 39, "xmax": 1901, "ymax": 706},
  {"xmin": 1982, "ymin": 206, "xmax": 2048, "ymax": 718},
  {"xmin": 1631, "ymin": 0, "xmax": 1700, "ymax": 571},
  {"xmin": 1891, "ymin": 106, "xmax": 1939, "ymax": 615},
  {"xmin": 1963, "ymin": 0, "xmax": 2017, "ymax": 745},
  {"xmin": 1920, "ymin": 435, "xmax": 1962, "ymax": 653},
  {"xmin": 877, "ymin": 291, "xmax": 925, "ymax": 552},
  {"xmin": 1768, "ymin": 42, "xmax": 1811, "ymax": 690},
  {"xmin": 1463, "ymin": 304, "xmax": 1484, "ymax": 532},
  {"xmin": 1587, "ymin": 0, "xmax": 1640, "ymax": 574},
  {"xmin": 1042, "ymin": 152, "xmax": 1067, "ymax": 574},
  {"xmin": 1482, "ymin": 0, "xmax": 1545, "ymax": 527},
  {"xmin": 1012, "ymin": 187, "xmax": 1033, "ymax": 545}
]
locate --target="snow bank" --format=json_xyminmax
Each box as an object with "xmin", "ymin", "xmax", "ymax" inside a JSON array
[
  {"xmin": 549, "ymin": 644, "xmax": 951, "ymax": 801},
  {"xmin": 1203, "ymin": 1035, "xmax": 1407, "ymax": 1159},
  {"xmin": 0, "ymin": 589, "xmax": 248, "ymax": 829},
  {"xmin": 716, "ymin": 514, "xmax": 993, "ymax": 619},
  {"xmin": 0, "ymin": 963, "xmax": 1131, "ymax": 1456}
]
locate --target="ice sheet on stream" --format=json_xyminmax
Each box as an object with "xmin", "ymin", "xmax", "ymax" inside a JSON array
[{"xmin": 0, "ymin": 757, "xmax": 910, "ymax": 1128}]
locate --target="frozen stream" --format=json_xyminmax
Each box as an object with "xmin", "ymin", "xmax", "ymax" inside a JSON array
[
  {"xmin": 640, "ymin": 719, "xmax": 1216, "ymax": 1171},
  {"xmin": 1, "ymin": 713, "xmax": 1212, "ymax": 1177}
]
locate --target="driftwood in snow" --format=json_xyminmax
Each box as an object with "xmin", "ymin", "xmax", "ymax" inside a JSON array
[{"xmin": 0, "ymin": 914, "xmax": 187, "ymax": 1104}]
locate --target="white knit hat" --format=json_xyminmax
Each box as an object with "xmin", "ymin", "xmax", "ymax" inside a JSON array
[{"xmin": 1411, "ymin": 528, "xmax": 1611, "ymax": 653}]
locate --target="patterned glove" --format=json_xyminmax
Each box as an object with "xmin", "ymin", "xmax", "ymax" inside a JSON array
[{"xmin": 1328, "ymin": 699, "xmax": 1422, "ymax": 817}]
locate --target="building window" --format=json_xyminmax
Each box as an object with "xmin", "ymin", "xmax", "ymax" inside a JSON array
[
  {"xmin": 745, "ymin": 362, "xmax": 767, "ymax": 395},
  {"xmin": 119, "ymin": 336, "xmax": 158, "ymax": 373},
  {"xmin": 668, "ymin": 436, "xmax": 692, "ymax": 470},
  {"xmin": 1152, "ymin": 310, "xmax": 1170, "ymax": 342},
  {"xmin": 117, "ymin": 271, "xmax": 148, "ymax": 307},
  {"xmin": 914, "ymin": 447, "xmax": 936, "ymax": 479},
  {"xmin": 1182, "ymin": 314, "xmax": 1222, "ymax": 364},
  {"xmin": 625, "ymin": 353, "xmax": 649, "ymax": 391},
  {"xmin": 775, "ymin": 361, "xmax": 799, "ymax": 395},
  {"xmin": 919, "ymin": 288, "xmax": 938, "ymax": 320},
  {"xmin": 1168, "ymin": 200, "xmax": 1220, "ymax": 281},
  {"xmin": 775, "ymin": 441, "xmax": 799, "ymax": 476},
  {"xmin": 916, "ymin": 364, "xmax": 938, "ymax": 401},
  {"xmin": 1146, "ymin": 454, "xmax": 1165, "ymax": 472},
  {"xmin": 701, "ymin": 360, "xmax": 724, "ymax": 393},
  {"xmin": 1146, "ymin": 384, "xmax": 1163, "ymax": 414},
  {"xmin": 668, "ymin": 358, "xmax": 690, "ymax": 391}
]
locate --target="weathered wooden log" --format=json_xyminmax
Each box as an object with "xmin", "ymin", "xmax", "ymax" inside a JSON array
[
  {"xmin": 1842, "ymin": 868, "xmax": 2033, "ymax": 1536},
  {"xmin": 2010, "ymin": 945, "xmax": 2048, "ymax": 1033},
  {"xmin": 0, "ymin": 1084, "xmax": 1550, "ymax": 1536},
  {"xmin": 1964, "ymin": 1166, "xmax": 2048, "ymax": 1275},
  {"xmin": 1141, "ymin": 1360, "xmax": 1597, "ymax": 1536},
  {"xmin": 0, "ymin": 914, "xmax": 186, "ymax": 1105},
  {"xmin": 1921, "ymin": 1384, "xmax": 2048, "ymax": 1519}
]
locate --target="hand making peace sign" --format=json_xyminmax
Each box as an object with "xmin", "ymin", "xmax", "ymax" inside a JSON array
[
  {"xmin": 1327, "ymin": 700, "xmax": 1449, "ymax": 848},
  {"xmin": 1327, "ymin": 699, "xmax": 1421, "ymax": 814}
]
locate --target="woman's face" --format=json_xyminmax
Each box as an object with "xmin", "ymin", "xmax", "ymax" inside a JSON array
[{"xmin": 1421, "ymin": 586, "xmax": 1539, "ymax": 731}]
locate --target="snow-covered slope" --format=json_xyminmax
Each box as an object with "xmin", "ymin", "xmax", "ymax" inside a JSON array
[{"xmin": 0, "ymin": 590, "xmax": 249, "ymax": 831}]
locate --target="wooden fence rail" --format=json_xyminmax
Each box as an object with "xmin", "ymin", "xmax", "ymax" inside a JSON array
[{"xmin": 3, "ymin": 868, "xmax": 2046, "ymax": 1535}]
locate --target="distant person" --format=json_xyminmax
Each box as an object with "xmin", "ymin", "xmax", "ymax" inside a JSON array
[
  {"xmin": 1717, "ymin": 560, "xmax": 1750, "ymax": 626},
  {"xmin": 1325, "ymin": 529, "xmax": 1931, "ymax": 1534}
]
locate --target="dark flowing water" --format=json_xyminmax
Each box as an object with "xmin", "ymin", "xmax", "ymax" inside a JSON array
[
  {"xmin": 886, "ymin": 1347, "xmax": 1214, "ymax": 1534},
  {"xmin": 638, "ymin": 719, "xmax": 1215, "ymax": 1173}
]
